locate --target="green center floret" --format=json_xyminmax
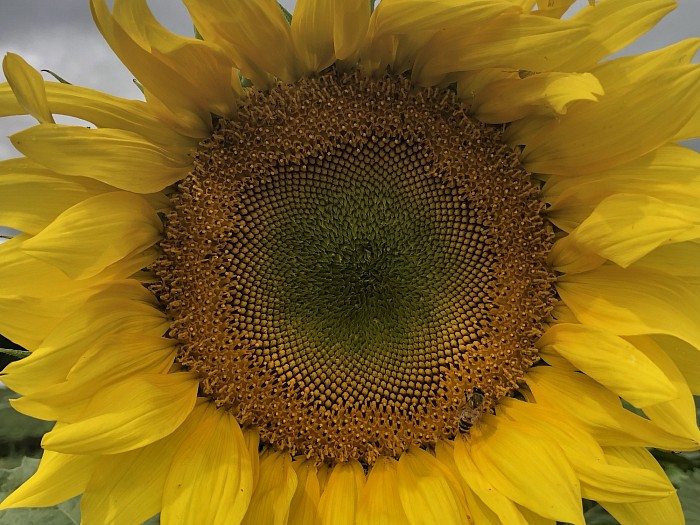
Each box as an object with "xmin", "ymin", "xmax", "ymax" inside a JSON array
[{"xmin": 244, "ymin": 145, "xmax": 489, "ymax": 361}]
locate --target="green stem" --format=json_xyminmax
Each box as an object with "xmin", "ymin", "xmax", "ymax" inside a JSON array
[{"xmin": 0, "ymin": 348, "xmax": 30, "ymax": 359}]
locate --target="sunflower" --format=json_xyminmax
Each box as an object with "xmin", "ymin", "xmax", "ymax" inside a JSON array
[{"xmin": 1, "ymin": 0, "xmax": 699, "ymax": 523}]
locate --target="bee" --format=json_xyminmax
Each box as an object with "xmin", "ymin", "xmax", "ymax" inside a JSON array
[
  {"xmin": 457, "ymin": 387, "xmax": 486, "ymax": 434},
  {"xmin": 517, "ymin": 69, "xmax": 536, "ymax": 79}
]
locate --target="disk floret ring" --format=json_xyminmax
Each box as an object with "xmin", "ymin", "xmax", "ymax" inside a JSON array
[{"xmin": 153, "ymin": 72, "xmax": 554, "ymax": 464}]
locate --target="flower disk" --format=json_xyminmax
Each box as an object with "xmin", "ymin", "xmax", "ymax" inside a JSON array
[{"xmin": 154, "ymin": 72, "xmax": 554, "ymax": 463}]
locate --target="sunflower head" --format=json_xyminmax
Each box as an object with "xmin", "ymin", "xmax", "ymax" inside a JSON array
[
  {"xmin": 0, "ymin": 0, "xmax": 699, "ymax": 524},
  {"xmin": 152, "ymin": 70, "xmax": 556, "ymax": 464}
]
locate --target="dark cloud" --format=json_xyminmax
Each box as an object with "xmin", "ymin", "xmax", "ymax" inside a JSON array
[{"xmin": 0, "ymin": 1, "xmax": 89, "ymax": 41}]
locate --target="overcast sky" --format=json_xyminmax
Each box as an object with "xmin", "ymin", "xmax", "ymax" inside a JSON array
[{"xmin": 0, "ymin": 0, "xmax": 698, "ymax": 160}]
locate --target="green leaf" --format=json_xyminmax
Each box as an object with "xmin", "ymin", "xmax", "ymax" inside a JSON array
[
  {"xmin": 132, "ymin": 78, "xmax": 145, "ymax": 94},
  {"xmin": 653, "ymin": 449, "xmax": 700, "ymax": 472},
  {"xmin": 238, "ymin": 71, "xmax": 253, "ymax": 89},
  {"xmin": 686, "ymin": 450, "xmax": 700, "ymax": 469},
  {"xmin": 0, "ymin": 390, "xmax": 53, "ymax": 445},
  {"xmin": 582, "ymin": 500, "xmax": 617, "ymax": 525},
  {"xmin": 621, "ymin": 398, "xmax": 646, "ymax": 418},
  {"xmin": 40, "ymin": 70, "xmax": 72, "ymax": 85},
  {"xmin": 370, "ymin": 0, "xmax": 377, "ymax": 14},
  {"xmin": 0, "ymin": 457, "xmax": 39, "ymax": 496},
  {"xmin": 674, "ymin": 468, "xmax": 700, "ymax": 525}
]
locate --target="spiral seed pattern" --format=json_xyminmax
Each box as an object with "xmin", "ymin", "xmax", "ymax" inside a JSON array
[{"xmin": 153, "ymin": 72, "xmax": 554, "ymax": 464}]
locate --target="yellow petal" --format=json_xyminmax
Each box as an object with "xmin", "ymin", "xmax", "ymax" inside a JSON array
[
  {"xmin": 162, "ymin": 403, "xmax": 253, "ymax": 525},
  {"xmin": 558, "ymin": 194, "xmax": 700, "ymax": 268},
  {"xmin": 388, "ymin": 31, "xmax": 440, "ymax": 75},
  {"xmin": 526, "ymin": 366, "xmax": 698, "ymax": 450},
  {"xmin": 581, "ymin": 463, "xmax": 674, "ymax": 505},
  {"xmin": 182, "ymin": 0, "xmax": 298, "ymax": 87},
  {"xmin": 49, "ymin": 82, "xmax": 196, "ymax": 147},
  {"xmin": 465, "ymin": 417, "xmax": 584, "ymax": 525},
  {"xmin": 19, "ymin": 192, "xmax": 161, "ymax": 280},
  {"xmin": 90, "ymin": 0, "xmax": 211, "ymax": 137},
  {"xmin": 450, "ymin": 439, "xmax": 529, "ymax": 525},
  {"xmin": 510, "ymin": 0, "xmax": 537, "ymax": 11},
  {"xmin": 601, "ymin": 447, "xmax": 684, "ymax": 525},
  {"xmin": 517, "ymin": 66, "xmax": 700, "ymax": 175},
  {"xmin": 0, "ymin": 234, "xmax": 79, "ymax": 298},
  {"xmin": 1, "ymin": 281, "xmax": 167, "ymax": 395},
  {"xmin": 243, "ymin": 428, "xmax": 260, "ymax": 490},
  {"xmin": 0, "ymin": 451, "xmax": 96, "ymax": 510},
  {"xmin": 11, "ymin": 334, "xmax": 176, "ymax": 422},
  {"xmin": 548, "ymin": 235, "xmax": 605, "ymax": 273},
  {"xmin": 112, "ymin": 0, "xmax": 240, "ymax": 119},
  {"xmin": 469, "ymin": 71, "xmax": 603, "ymax": 124},
  {"xmin": 636, "ymin": 241, "xmax": 700, "ymax": 283},
  {"xmin": 358, "ymin": 27, "xmax": 396, "ymax": 76},
  {"xmin": 71, "ymin": 334, "xmax": 174, "ymax": 382},
  {"xmin": 241, "ymin": 450, "xmax": 297, "ymax": 525},
  {"xmin": 0, "ymin": 289, "xmax": 95, "ymax": 350},
  {"xmin": 2, "ymin": 53, "xmax": 54, "ymax": 124},
  {"xmin": 288, "ymin": 459, "xmax": 322, "ymax": 525},
  {"xmin": 318, "ymin": 460, "xmax": 365, "ymax": 525},
  {"xmin": 675, "ymin": 103, "xmax": 700, "ymax": 142},
  {"xmin": 544, "ymin": 143, "xmax": 700, "ymax": 231},
  {"xmin": 435, "ymin": 439, "xmax": 505, "ymax": 525},
  {"xmin": 538, "ymin": 323, "xmax": 678, "ymax": 407},
  {"xmin": 291, "ymin": 0, "xmax": 369, "ymax": 69},
  {"xmin": 0, "ymin": 80, "xmax": 194, "ymax": 148},
  {"xmin": 593, "ymin": 39, "xmax": 700, "ymax": 143},
  {"xmin": 652, "ymin": 334, "xmax": 700, "ymax": 395},
  {"xmin": 81, "ymin": 398, "xmax": 207, "ymax": 525},
  {"xmin": 0, "ymin": 81, "xmax": 23, "ymax": 115},
  {"xmin": 592, "ymin": 37, "xmax": 700, "ymax": 95},
  {"xmin": 41, "ymin": 372, "xmax": 199, "ymax": 455},
  {"xmin": 0, "ymin": 158, "xmax": 111, "ymax": 234},
  {"xmin": 412, "ymin": 13, "xmax": 587, "ymax": 86},
  {"xmin": 516, "ymin": 506, "xmax": 557, "ymax": 525},
  {"xmin": 315, "ymin": 460, "xmax": 331, "ymax": 492},
  {"xmin": 550, "ymin": 303, "xmax": 580, "ymax": 324},
  {"xmin": 292, "ymin": 0, "xmax": 335, "ymax": 73},
  {"xmin": 0, "ymin": 236, "xmax": 158, "ymax": 299},
  {"xmin": 558, "ymin": 265, "xmax": 700, "ymax": 356},
  {"xmin": 372, "ymin": 0, "xmax": 519, "ymax": 38},
  {"xmin": 148, "ymin": 38, "xmax": 240, "ymax": 120},
  {"xmin": 460, "ymin": 487, "xmax": 500, "ymax": 525},
  {"xmin": 627, "ymin": 335, "xmax": 700, "ymax": 442},
  {"xmin": 356, "ymin": 457, "xmax": 409, "ymax": 525},
  {"xmin": 333, "ymin": 0, "xmax": 370, "ymax": 62},
  {"xmin": 11, "ymin": 124, "xmax": 191, "ymax": 193},
  {"xmin": 397, "ymin": 446, "xmax": 471, "ymax": 525},
  {"xmin": 499, "ymin": 398, "xmax": 675, "ymax": 503},
  {"xmin": 557, "ymin": 0, "xmax": 677, "ymax": 71}
]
